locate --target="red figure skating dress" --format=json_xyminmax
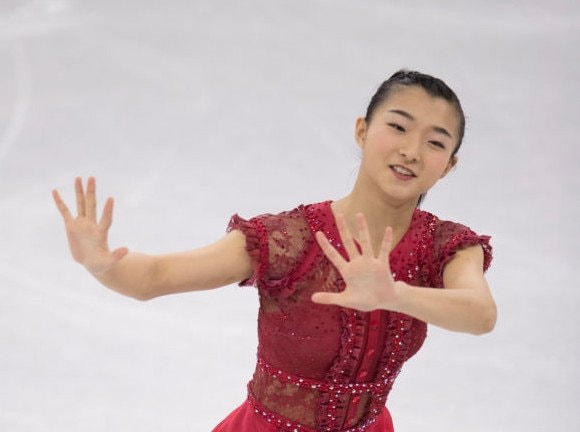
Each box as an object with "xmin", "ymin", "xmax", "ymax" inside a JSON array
[{"xmin": 212, "ymin": 201, "xmax": 492, "ymax": 432}]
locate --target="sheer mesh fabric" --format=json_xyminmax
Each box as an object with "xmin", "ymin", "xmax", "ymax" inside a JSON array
[
  {"xmin": 230, "ymin": 211, "xmax": 342, "ymax": 426},
  {"xmin": 226, "ymin": 201, "xmax": 492, "ymax": 431}
]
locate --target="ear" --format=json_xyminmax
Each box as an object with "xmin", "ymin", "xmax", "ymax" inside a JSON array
[
  {"xmin": 440, "ymin": 156, "xmax": 458, "ymax": 178},
  {"xmin": 354, "ymin": 117, "xmax": 367, "ymax": 149}
]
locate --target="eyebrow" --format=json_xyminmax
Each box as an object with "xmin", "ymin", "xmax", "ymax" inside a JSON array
[{"xmin": 388, "ymin": 109, "xmax": 454, "ymax": 139}]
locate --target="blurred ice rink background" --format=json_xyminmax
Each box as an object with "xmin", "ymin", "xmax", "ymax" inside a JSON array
[{"xmin": 0, "ymin": 0, "xmax": 578, "ymax": 430}]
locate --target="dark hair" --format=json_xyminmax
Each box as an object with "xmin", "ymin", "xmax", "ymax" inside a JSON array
[
  {"xmin": 364, "ymin": 70, "xmax": 465, "ymax": 207},
  {"xmin": 365, "ymin": 69, "xmax": 465, "ymax": 157}
]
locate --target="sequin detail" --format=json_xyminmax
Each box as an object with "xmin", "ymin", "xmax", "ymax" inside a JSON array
[
  {"xmin": 247, "ymin": 386, "xmax": 379, "ymax": 432},
  {"xmin": 226, "ymin": 201, "xmax": 493, "ymax": 430}
]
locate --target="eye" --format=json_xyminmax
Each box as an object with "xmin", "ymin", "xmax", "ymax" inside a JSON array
[
  {"xmin": 388, "ymin": 123, "xmax": 405, "ymax": 132},
  {"xmin": 429, "ymin": 140, "xmax": 446, "ymax": 149}
]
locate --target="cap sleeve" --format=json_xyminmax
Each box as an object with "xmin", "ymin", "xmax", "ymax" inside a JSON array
[
  {"xmin": 227, "ymin": 214, "xmax": 268, "ymax": 287},
  {"xmin": 226, "ymin": 209, "xmax": 314, "ymax": 297},
  {"xmin": 434, "ymin": 220, "xmax": 493, "ymax": 281}
]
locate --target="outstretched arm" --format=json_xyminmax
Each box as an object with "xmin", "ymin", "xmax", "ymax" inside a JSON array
[
  {"xmin": 311, "ymin": 213, "xmax": 496, "ymax": 335},
  {"xmin": 53, "ymin": 177, "xmax": 253, "ymax": 300},
  {"xmin": 394, "ymin": 245, "xmax": 496, "ymax": 335}
]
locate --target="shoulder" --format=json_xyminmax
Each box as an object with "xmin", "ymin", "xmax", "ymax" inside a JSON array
[
  {"xmin": 230, "ymin": 202, "xmax": 315, "ymax": 225},
  {"xmin": 415, "ymin": 209, "xmax": 486, "ymax": 242},
  {"xmin": 226, "ymin": 202, "xmax": 327, "ymax": 293},
  {"xmin": 416, "ymin": 209, "xmax": 493, "ymax": 272},
  {"xmin": 227, "ymin": 203, "xmax": 307, "ymax": 237},
  {"xmin": 230, "ymin": 200, "xmax": 333, "ymax": 234}
]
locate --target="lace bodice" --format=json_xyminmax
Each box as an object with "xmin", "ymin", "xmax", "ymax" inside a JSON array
[{"xmin": 227, "ymin": 201, "xmax": 492, "ymax": 431}]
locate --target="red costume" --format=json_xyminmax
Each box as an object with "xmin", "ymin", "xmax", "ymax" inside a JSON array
[{"xmin": 213, "ymin": 201, "xmax": 492, "ymax": 432}]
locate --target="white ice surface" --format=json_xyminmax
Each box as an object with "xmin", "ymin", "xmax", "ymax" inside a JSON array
[{"xmin": 0, "ymin": 1, "xmax": 579, "ymax": 431}]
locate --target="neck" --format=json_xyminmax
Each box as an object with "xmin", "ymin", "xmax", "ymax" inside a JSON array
[{"xmin": 331, "ymin": 181, "xmax": 419, "ymax": 252}]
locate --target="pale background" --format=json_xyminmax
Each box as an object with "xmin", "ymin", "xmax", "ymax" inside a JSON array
[{"xmin": 0, "ymin": 1, "xmax": 578, "ymax": 431}]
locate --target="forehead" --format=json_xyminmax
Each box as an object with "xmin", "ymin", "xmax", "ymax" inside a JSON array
[{"xmin": 375, "ymin": 86, "xmax": 460, "ymax": 134}]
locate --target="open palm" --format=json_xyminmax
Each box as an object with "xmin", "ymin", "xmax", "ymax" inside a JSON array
[
  {"xmin": 311, "ymin": 213, "xmax": 402, "ymax": 312},
  {"xmin": 52, "ymin": 177, "xmax": 128, "ymax": 275}
]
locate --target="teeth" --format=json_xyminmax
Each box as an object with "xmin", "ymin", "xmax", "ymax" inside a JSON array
[{"xmin": 391, "ymin": 165, "xmax": 414, "ymax": 176}]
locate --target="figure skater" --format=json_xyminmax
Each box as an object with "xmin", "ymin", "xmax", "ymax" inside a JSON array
[{"xmin": 53, "ymin": 70, "xmax": 497, "ymax": 432}]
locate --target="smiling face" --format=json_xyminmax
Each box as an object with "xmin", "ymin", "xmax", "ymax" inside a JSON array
[{"xmin": 355, "ymin": 85, "xmax": 460, "ymax": 206}]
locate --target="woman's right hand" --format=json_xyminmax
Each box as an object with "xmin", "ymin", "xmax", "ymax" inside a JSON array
[{"xmin": 52, "ymin": 177, "xmax": 129, "ymax": 275}]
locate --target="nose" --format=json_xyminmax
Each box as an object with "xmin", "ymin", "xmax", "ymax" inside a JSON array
[{"xmin": 398, "ymin": 137, "xmax": 421, "ymax": 162}]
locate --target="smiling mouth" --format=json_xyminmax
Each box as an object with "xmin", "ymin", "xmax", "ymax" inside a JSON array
[{"xmin": 389, "ymin": 165, "xmax": 416, "ymax": 177}]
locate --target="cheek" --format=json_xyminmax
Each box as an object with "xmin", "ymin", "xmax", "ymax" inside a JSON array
[
  {"xmin": 429, "ymin": 154, "xmax": 454, "ymax": 175},
  {"xmin": 366, "ymin": 132, "xmax": 398, "ymax": 156}
]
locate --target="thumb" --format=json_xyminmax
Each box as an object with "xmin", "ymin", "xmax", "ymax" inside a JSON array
[
  {"xmin": 311, "ymin": 292, "xmax": 341, "ymax": 306},
  {"xmin": 111, "ymin": 247, "xmax": 129, "ymax": 261}
]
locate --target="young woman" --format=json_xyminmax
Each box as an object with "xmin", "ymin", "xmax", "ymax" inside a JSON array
[{"xmin": 53, "ymin": 70, "xmax": 497, "ymax": 432}]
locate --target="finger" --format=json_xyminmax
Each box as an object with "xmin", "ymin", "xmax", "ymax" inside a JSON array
[
  {"xmin": 75, "ymin": 177, "xmax": 86, "ymax": 217},
  {"xmin": 86, "ymin": 176, "xmax": 97, "ymax": 222},
  {"xmin": 111, "ymin": 247, "xmax": 129, "ymax": 262},
  {"xmin": 315, "ymin": 231, "xmax": 347, "ymax": 270},
  {"xmin": 311, "ymin": 291, "xmax": 344, "ymax": 306},
  {"xmin": 98, "ymin": 197, "xmax": 114, "ymax": 230},
  {"xmin": 52, "ymin": 189, "xmax": 73, "ymax": 223},
  {"xmin": 378, "ymin": 226, "xmax": 393, "ymax": 265},
  {"xmin": 335, "ymin": 213, "xmax": 358, "ymax": 259},
  {"xmin": 356, "ymin": 213, "xmax": 373, "ymax": 258}
]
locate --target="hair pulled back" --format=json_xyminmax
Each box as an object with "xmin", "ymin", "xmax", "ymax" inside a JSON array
[{"xmin": 365, "ymin": 69, "xmax": 465, "ymax": 157}]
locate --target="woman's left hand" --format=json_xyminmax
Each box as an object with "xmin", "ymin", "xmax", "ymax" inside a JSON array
[{"xmin": 311, "ymin": 213, "xmax": 405, "ymax": 312}]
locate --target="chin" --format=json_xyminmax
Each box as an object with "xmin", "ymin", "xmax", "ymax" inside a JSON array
[{"xmin": 379, "ymin": 190, "xmax": 421, "ymax": 207}]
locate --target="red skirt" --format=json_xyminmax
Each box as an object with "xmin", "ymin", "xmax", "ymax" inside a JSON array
[{"xmin": 212, "ymin": 400, "xmax": 394, "ymax": 432}]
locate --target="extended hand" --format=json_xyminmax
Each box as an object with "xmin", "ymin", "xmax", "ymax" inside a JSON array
[
  {"xmin": 311, "ymin": 213, "xmax": 404, "ymax": 312},
  {"xmin": 52, "ymin": 177, "xmax": 128, "ymax": 275}
]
